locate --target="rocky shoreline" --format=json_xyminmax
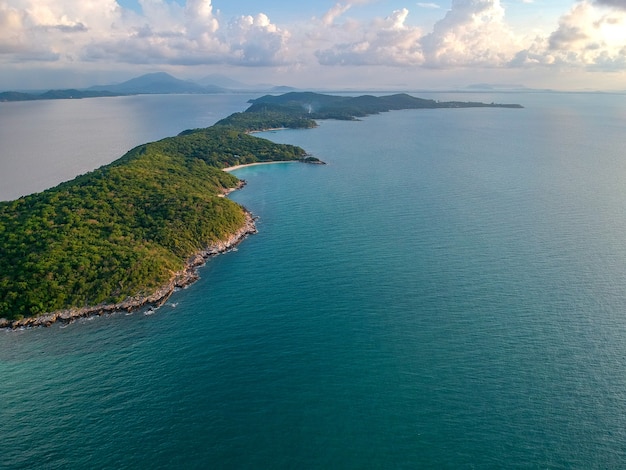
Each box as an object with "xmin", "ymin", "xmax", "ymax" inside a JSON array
[{"xmin": 0, "ymin": 204, "xmax": 257, "ymax": 330}]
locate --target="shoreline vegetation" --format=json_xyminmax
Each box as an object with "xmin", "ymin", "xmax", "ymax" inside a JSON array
[
  {"xmin": 0, "ymin": 210, "xmax": 258, "ymax": 329},
  {"xmin": 0, "ymin": 92, "xmax": 521, "ymax": 329}
]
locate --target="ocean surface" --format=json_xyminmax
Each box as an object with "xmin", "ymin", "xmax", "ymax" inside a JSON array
[
  {"xmin": 0, "ymin": 94, "xmax": 259, "ymax": 201},
  {"xmin": 2, "ymin": 91, "xmax": 626, "ymax": 468}
]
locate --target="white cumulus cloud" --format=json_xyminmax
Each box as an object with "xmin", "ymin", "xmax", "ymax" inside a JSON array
[
  {"xmin": 0, "ymin": 4, "xmax": 29, "ymax": 54},
  {"xmin": 0, "ymin": 0, "xmax": 291, "ymax": 67},
  {"xmin": 226, "ymin": 13, "xmax": 290, "ymax": 65},
  {"xmin": 316, "ymin": 8, "xmax": 425, "ymax": 66},
  {"xmin": 419, "ymin": 0, "xmax": 520, "ymax": 67},
  {"xmin": 321, "ymin": 3, "xmax": 353, "ymax": 26},
  {"xmin": 2, "ymin": 0, "xmax": 626, "ymax": 89},
  {"xmin": 546, "ymin": 1, "xmax": 626, "ymax": 69}
]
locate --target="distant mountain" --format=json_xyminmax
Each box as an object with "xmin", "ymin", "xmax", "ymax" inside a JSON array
[
  {"xmin": 0, "ymin": 72, "xmax": 296, "ymax": 102},
  {"xmin": 196, "ymin": 73, "xmax": 250, "ymax": 90},
  {"xmin": 195, "ymin": 74, "xmax": 296, "ymax": 93},
  {"xmin": 0, "ymin": 72, "xmax": 233, "ymax": 102},
  {"xmin": 271, "ymin": 85, "xmax": 297, "ymax": 93},
  {"xmin": 0, "ymin": 72, "xmax": 294, "ymax": 100},
  {"xmin": 89, "ymin": 72, "xmax": 226, "ymax": 94}
]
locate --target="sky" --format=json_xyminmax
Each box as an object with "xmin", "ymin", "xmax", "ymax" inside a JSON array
[{"xmin": 1, "ymin": 0, "xmax": 626, "ymax": 91}]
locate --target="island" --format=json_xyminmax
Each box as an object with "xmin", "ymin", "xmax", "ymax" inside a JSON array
[
  {"xmin": 0, "ymin": 92, "xmax": 522, "ymax": 328},
  {"xmin": 0, "ymin": 89, "xmax": 127, "ymax": 102}
]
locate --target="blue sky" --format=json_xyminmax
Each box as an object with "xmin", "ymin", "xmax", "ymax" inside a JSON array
[{"xmin": 1, "ymin": 1, "xmax": 626, "ymax": 90}]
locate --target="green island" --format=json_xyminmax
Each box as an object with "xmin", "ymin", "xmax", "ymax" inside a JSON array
[{"xmin": 0, "ymin": 92, "xmax": 521, "ymax": 328}]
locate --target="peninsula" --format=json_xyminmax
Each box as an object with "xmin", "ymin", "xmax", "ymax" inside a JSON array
[{"xmin": 0, "ymin": 92, "xmax": 521, "ymax": 328}]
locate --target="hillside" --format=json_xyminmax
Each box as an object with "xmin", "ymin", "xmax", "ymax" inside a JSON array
[
  {"xmin": 0, "ymin": 127, "xmax": 310, "ymax": 323},
  {"xmin": 247, "ymin": 92, "xmax": 523, "ymax": 120},
  {"xmin": 0, "ymin": 90, "xmax": 518, "ymax": 326},
  {"xmin": 213, "ymin": 92, "xmax": 523, "ymax": 132}
]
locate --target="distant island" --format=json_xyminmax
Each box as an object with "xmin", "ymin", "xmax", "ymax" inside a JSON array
[
  {"xmin": 0, "ymin": 89, "xmax": 127, "ymax": 102},
  {"xmin": 0, "ymin": 72, "xmax": 296, "ymax": 102},
  {"xmin": 0, "ymin": 92, "xmax": 521, "ymax": 328}
]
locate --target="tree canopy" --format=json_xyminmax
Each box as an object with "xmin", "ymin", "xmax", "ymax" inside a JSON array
[
  {"xmin": 0, "ymin": 91, "xmax": 519, "ymax": 322},
  {"xmin": 0, "ymin": 127, "xmax": 308, "ymax": 320}
]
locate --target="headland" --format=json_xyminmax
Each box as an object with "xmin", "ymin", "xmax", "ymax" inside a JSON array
[{"xmin": 0, "ymin": 92, "xmax": 521, "ymax": 328}]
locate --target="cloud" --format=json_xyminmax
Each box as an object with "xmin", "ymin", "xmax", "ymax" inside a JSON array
[
  {"xmin": 316, "ymin": 0, "xmax": 626, "ymax": 72},
  {"xmin": 544, "ymin": 1, "xmax": 626, "ymax": 69},
  {"xmin": 316, "ymin": 8, "xmax": 425, "ymax": 66},
  {"xmin": 51, "ymin": 23, "xmax": 87, "ymax": 33},
  {"xmin": 548, "ymin": 6, "xmax": 591, "ymax": 50},
  {"xmin": 0, "ymin": 0, "xmax": 112, "ymax": 61},
  {"xmin": 2, "ymin": 0, "xmax": 626, "ymax": 88},
  {"xmin": 226, "ymin": 13, "xmax": 290, "ymax": 65},
  {"xmin": 0, "ymin": 0, "xmax": 290, "ymax": 67},
  {"xmin": 0, "ymin": 4, "xmax": 28, "ymax": 54},
  {"xmin": 184, "ymin": 0, "xmax": 219, "ymax": 35},
  {"xmin": 79, "ymin": 0, "xmax": 216, "ymax": 65},
  {"xmin": 321, "ymin": 3, "xmax": 352, "ymax": 26},
  {"xmin": 594, "ymin": 0, "xmax": 626, "ymax": 9},
  {"xmin": 419, "ymin": 0, "xmax": 520, "ymax": 67},
  {"xmin": 315, "ymin": 0, "xmax": 626, "ymax": 73}
]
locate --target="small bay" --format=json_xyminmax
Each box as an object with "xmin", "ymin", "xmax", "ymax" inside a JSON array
[{"xmin": 2, "ymin": 92, "xmax": 626, "ymax": 468}]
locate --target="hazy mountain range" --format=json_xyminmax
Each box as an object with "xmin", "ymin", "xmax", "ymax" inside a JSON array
[
  {"xmin": 0, "ymin": 73, "xmax": 557, "ymax": 103},
  {"xmin": 0, "ymin": 72, "xmax": 297, "ymax": 101}
]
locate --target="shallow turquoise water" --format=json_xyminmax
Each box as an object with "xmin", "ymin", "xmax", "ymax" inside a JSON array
[{"xmin": 2, "ymin": 93, "xmax": 626, "ymax": 468}]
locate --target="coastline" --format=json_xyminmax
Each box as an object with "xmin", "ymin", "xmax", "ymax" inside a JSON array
[
  {"xmin": 222, "ymin": 161, "xmax": 296, "ymax": 172},
  {"xmin": 0, "ymin": 197, "xmax": 257, "ymax": 330},
  {"xmin": 246, "ymin": 127, "xmax": 288, "ymax": 134},
  {"xmin": 2, "ymin": 91, "xmax": 472, "ymax": 329},
  {"xmin": 2, "ymin": 162, "xmax": 323, "ymax": 330}
]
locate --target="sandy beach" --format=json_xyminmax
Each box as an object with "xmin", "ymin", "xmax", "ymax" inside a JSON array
[{"xmin": 222, "ymin": 161, "xmax": 296, "ymax": 172}]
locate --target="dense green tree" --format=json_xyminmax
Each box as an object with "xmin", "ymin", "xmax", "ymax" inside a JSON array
[
  {"xmin": 0, "ymin": 127, "xmax": 310, "ymax": 320},
  {"xmin": 0, "ymin": 91, "xmax": 517, "ymax": 321}
]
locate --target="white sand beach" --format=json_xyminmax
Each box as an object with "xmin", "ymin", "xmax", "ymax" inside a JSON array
[{"xmin": 222, "ymin": 161, "xmax": 295, "ymax": 172}]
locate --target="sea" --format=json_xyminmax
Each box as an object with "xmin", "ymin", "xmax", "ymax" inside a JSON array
[{"xmin": 2, "ymin": 91, "xmax": 626, "ymax": 468}]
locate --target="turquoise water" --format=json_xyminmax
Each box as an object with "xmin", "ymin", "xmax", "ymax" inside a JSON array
[{"xmin": 3, "ymin": 93, "xmax": 626, "ymax": 467}]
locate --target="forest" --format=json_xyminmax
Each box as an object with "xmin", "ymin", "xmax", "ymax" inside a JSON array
[
  {"xmin": 0, "ymin": 126, "xmax": 310, "ymax": 321},
  {"xmin": 0, "ymin": 91, "xmax": 517, "ymax": 322},
  {"xmin": 246, "ymin": 92, "xmax": 523, "ymax": 120}
]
